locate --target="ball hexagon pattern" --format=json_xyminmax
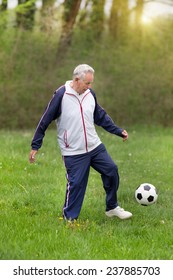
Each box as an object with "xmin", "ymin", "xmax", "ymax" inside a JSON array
[{"xmin": 135, "ymin": 183, "xmax": 158, "ymax": 206}]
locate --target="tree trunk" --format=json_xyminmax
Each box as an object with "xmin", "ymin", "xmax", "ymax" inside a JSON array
[
  {"xmin": 0, "ymin": 0, "xmax": 7, "ymax": 11},
  {"xmin": 57, "ymin": 0, "xmax": 82, "ymax": 58},
  {"xmin": 135, "ymin": 0, "xmax": 144, "ymax": 27},
  {"xmin": 16, "ymin": 0, "xmax": 36, "ymax": 30},
  {"xmin": 109, "ymin": 0, "xmax": 129, "ymax": 42},
  {"xmin": 89, "ymin": 0, "xmax": 106, "ymax": 39},
  {"xmin": 40, "ymin": 0, "xmax": 56, "ymax": 31}
]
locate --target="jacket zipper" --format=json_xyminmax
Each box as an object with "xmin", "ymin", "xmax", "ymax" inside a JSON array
[
  {"xmin": 79, "ymin": 102, "xmax": 88, "ymax": 152},
  {"xmin": 66, "ymin": 92, "xmax": 89, "ymax": 152}
]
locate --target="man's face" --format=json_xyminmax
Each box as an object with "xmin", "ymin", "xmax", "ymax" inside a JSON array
[{"xmin": 75, "ymin": 72, "xmax": 94, "ymax": 94}]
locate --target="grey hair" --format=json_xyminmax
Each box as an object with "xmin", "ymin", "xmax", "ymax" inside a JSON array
[{"xmin": 73, "ymin": 64, "xmax": 95, "ymax": 80}]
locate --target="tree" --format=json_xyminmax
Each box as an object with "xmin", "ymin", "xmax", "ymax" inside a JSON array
[
  {"xmin": 89, "ymin": 0, "xmax": 106, "ymax": 38},
  {"xmin": 16, "ymin": 0, "xmax": 36, "ymax": 29},
  {"xmin": 0, "ymin": 0, "xmax": 7, "ymax": 11},
  {"xmin": 40, "ymin": 0, "xmax": 56, "ymax": 31},
  {"xmin": 109, "ymin": 0, "xmax": 129, "ymax": 41},
  {"xmin": 57, "ymin": 0, "xmax": 82, "ymax": 57},
  {"xmin": 134, "ymin": 0, "xmax": 144, "ymax": 36}
]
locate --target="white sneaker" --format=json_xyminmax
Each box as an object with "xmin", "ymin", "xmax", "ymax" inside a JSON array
[{"xmin": 105, "ymin": 206, "xmax": 132, "ymax": 220}]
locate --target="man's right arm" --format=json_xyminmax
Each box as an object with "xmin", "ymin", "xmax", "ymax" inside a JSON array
[{"xmin": 29, "ymin": 86, "xmax": 65, "ymax": 162}]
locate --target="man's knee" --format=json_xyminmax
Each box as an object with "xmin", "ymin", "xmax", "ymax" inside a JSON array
[{"xmin": 108, "ymin": 162, "xmax": 118, "ymax": 177}]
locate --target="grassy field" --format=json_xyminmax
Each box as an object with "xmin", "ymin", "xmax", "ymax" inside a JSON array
[{"xmin": 0, "ymin": 126, "xmax": 173, "ymax": 260}]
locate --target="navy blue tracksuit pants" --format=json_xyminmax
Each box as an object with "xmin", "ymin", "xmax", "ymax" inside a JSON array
[{"xmin": 62, "ymin": 143, "xmax": 119, "ymax": 220}]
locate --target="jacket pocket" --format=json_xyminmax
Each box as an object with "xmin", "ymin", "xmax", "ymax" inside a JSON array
[{"xmin": 63, "ymin": 130, "xmax": 69, "ymax": 148}]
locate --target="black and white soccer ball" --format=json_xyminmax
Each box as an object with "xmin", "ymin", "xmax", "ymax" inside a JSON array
[{"xmin": 135, "ymin": 183, "xmax": 158, "ymax": 206}]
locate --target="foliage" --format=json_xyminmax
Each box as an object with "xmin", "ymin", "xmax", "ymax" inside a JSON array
[
  {"xmin": 1, "ymin": 3, "xmax": 173, "ymax": 128},
  {"xmin": 0, "ymin": 0, "xmax": 7, "ymax": 11},
  {"xmin": 0, "ymin": 127, "xmax": 173, "ymax": 259},
  {"xmin": 0, "ymin": 9, "xmax": 8, "ymax": 30},
  {"xmin": 15, "ymin": 0, "xmax": 36, "ymax": 29}
]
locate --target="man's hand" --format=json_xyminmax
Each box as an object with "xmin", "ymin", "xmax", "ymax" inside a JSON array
[
  {"xmin": 29, "ymin": 150, "xmax": 38, "ymax": 163},
  {"xmin": 122, "ymin": 130, "xmax": 128, "ymax": 141}
]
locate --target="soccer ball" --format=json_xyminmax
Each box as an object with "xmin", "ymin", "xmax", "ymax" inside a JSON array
[{"xmin": 135, "ymin": 183, "xmax": 158, "ymax": 206}]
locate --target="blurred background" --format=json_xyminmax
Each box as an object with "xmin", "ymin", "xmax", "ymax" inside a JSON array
[{"xmin": 0, "ymin": 0, "xmax": 173, "ymax": 129}]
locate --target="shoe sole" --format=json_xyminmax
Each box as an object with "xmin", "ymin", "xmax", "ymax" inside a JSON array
[{"xmin": 105, "ymin": 212, "xmax": 132, "ymax": 219}]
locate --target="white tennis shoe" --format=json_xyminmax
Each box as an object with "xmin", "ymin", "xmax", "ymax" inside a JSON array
[{"xmin": 105, "ymin": 206, "xmax": 132, "ymax": 220}]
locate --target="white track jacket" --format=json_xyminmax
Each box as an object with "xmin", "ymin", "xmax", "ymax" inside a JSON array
[{"xmin": 31, "ymin": 81, "xmax": 124, "ymax": 156}]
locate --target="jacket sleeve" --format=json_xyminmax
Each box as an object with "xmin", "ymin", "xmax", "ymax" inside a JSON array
[
  {"xmin": 90, "ymin": 89, "xmax": 124, "ymax": 137},
  {"xmin": 31, "ymin": 86, "xmax": 65, "ymax": 150}
]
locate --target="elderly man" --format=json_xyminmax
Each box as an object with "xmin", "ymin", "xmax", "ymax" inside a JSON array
[{"xmin": 29, "ymin": 64, "xmax": 132, "ymax": 221}]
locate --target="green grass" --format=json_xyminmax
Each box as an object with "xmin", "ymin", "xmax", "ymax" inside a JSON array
[{"xmin": 0, "ymin": 126, "xmax": 173, "ymax": 260}]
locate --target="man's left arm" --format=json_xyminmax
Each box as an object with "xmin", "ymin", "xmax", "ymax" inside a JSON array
[{"xmin": 91, "ymin": 90, "xmax": 128, "ymax": 140}]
